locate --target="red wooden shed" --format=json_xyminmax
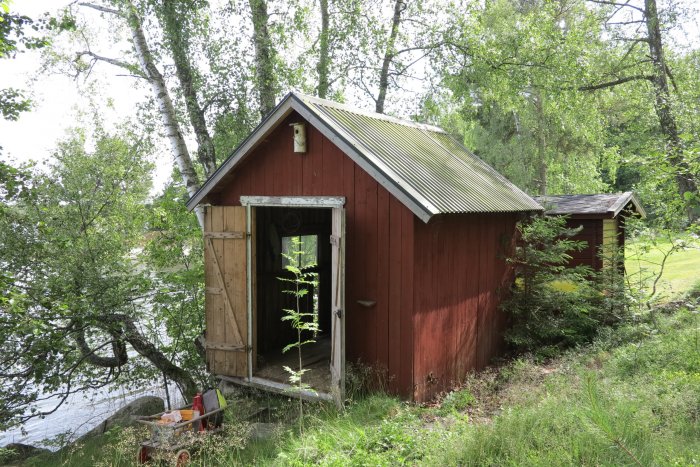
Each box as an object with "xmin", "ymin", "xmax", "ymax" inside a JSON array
[
  {"xmin": 187, "ymin": 93, "xmax": 542, "ymax": 403},
  {"xmin": 534, "ymin": 193, "xmax": 646, "ymax": 270}
]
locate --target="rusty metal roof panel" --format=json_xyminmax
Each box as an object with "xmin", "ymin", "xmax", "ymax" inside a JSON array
[{"xmin": 298, "ymin": 95, "xmax": 542, "ymax": 214}]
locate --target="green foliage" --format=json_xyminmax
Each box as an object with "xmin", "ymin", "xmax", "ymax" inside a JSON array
[
  {"xmin": 0, "ymin": 1, "xmax": 75, "ymax": 121},
  {"xmin": 143, "ymin": 181, "xmax": 209, "ymax": 386},
  {"xmin": 503, "ymin": 215, "xmax": 608, "ymax": 353},
  {"xmin": 435, "ymin": 0, "xmax": 615, "ymax": 194},
  {"xmin": 278, "ymin": 236, "xmax": 321, "ymax": 430},
  {"xmin": 0, "ymin": 87, "xmax": 30, "ymax": 120},
  {"xmin": 431, "ymin": 310, "xmax": 699, "ymax": 466},
  {"xmin": 437, "ymin": 389, "xmax": 476, "ymax": 416},
  {"xmin": 0, "ymin": 123, "xmax": 196, "ymax": 429},
  {"xmin": 32, "ymin": 307, "xmax": 700, "ymax": 466}
]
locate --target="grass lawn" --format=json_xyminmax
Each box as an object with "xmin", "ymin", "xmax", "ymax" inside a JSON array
[{"xmin": 625, "ymin": 235, "xmax": 700, "ymax": 298}]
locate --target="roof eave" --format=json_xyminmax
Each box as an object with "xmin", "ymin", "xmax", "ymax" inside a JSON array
[
  {"xmin": 608, "ymin": 191, "xmax": 647, "ymax": 218},
  {"xmin": 186, "ymin": 94, "xmax": 297, "ymax": 211},
  {"xmin": 185, "ymin": 92, "xmax": 438, "ymax": 223},
  {"xmin": 187, "ymin": 92, "xmax": 543, "ymax": 221},
  {"xmin": 290, "ymin": 94, "xmax": 437, "ymax": 223}
]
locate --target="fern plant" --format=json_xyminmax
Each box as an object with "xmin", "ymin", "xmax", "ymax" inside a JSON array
[{"xmin": 278, "ymin": 236, "xmax": 320, "ymax": 431}]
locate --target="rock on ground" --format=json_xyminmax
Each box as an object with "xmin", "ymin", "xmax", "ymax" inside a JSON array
[
  {"xmin": 78, "ymin": 396, "xmax": 165, "ymax": 441},
  {"xmin": 1, "ymin": 443, "xmax": 50, "ymax": 463}
]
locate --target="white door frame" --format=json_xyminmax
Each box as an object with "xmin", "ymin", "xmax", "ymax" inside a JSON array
[{"xmin": 239, "ymin": 196, "xmax": 346, "ymax": 401}]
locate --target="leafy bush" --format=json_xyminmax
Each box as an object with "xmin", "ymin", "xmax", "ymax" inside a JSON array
[
  {"xmin": 503, "ymin": 215, "xmax": 629, "ymax": 354},
  {"xmin": 438, "ymin": 389, "xmax": 476, "ymax": 415}
]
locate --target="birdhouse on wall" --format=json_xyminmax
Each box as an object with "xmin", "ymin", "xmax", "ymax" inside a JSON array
[{"xmin": 292, "ymin": 123, "xmax": 306, "ymax": 153}]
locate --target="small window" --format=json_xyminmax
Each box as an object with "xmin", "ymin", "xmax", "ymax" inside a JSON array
[{"xmin": 281, "ymin": 235, "xmax": 318, "ymax": 269}]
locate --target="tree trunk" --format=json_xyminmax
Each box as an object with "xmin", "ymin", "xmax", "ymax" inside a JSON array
[
  {"xmin": 249, "ymin": 0, "xmax": 277, "ymax": 116},
  {"xmin": 160, "ymin": 1, "xmax": 218, "ymax": 178},
  {"xmin": 120, "ymin": 316, "xmax": 199, "ymax": 397},
  {"xmin": 534, "ymin": 92, "xmax": 547, "ymax": 195},
  {"xmin": 73, "ymin": 314, "xmax": 199, "ymax": 398},
  {"xmin": 376, "ymin": 0, "xmax": 404, "ymax": 114},
  {"xmin": 126, "ymin": 5, "xmax": 204, "ymax": 227},
  {"xmin": 644, "ymin": 0, "xmax": 698, "ymax": 217},
  {"xmin": 317, "ymin": 0, "xmax": 330, "ymax": 98}
]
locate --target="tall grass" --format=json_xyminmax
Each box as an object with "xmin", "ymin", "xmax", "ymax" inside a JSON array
[{"xmin": 236, "ymin": 309, "xmax": 699, "ymax": 466}]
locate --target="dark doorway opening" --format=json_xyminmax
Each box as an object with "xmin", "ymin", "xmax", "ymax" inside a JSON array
[{"xmin": 254, "ymin": 206, "xmax": 332, "ymax": 392}]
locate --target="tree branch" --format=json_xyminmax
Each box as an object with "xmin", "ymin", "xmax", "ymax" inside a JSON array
[
  {"xmin": 78, "ymin": 2, "xmax": 123, "ymax": 17},
  {"xmin": 587, "ymin": 0, "xmax": 646, "ymax": 15},
  {"xmin": 579, "ymin": 74, "xmax": 653, "ymax": 91},
  {"xmin": 75, "ymin": 51, "xmax": 144, "ymax": 77}
]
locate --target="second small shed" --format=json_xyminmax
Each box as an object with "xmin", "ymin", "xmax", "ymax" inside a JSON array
[
  {"xmin": 187, "ymin": 93, "xmax": 543, "ymax": 403},
  {"xmin": 534, "ymin": 192, "xmax": 646, "ymax": 270}
]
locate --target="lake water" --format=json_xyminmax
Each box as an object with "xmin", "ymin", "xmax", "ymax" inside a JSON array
[{"xmin": 0, "ymin": 380, "xmax": 184, "ymax": 450}]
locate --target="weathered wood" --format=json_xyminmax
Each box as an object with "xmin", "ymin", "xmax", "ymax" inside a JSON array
[
  {"xmin": 412, "ymin": 214, "xmax": 515, "ymax": 401},
  {"xmin": 219, "ymin": 375, "xmax": 333, "ymax": 402},
  {"xmin": 228, "ymin": 206, "xmax": 248, "ymax": 375},
  {"xmin": 207, "ymin": 207, "xmax": 225, "ymax": 373},
  {"xmin": 204, "ymin": 206, "xmax": 248, "ymax": 378},
  {"xmin": 204, "ymin": 231, "xmax": 245, "ymax": 239},
  {"xmin": 388, "ymin": 196, "xmax": 403, "ymax": 394},
  {"xmin": 240, "ymin": 195, "xmax": 345, "ymax": 207},
  {"xmin": 205, "ymin": 342, "xmax": 245, "ymax": 352},
  {"xmin": 376, "ymin": 186, "xmax": 390, "ymax": 373},
  {"xmin": 330, "ymin": 207, "xmax": 345, "ymax": 407},
  {"xmin": 206, "ymin": 236, "xmax": 245, "ymax": 346}
]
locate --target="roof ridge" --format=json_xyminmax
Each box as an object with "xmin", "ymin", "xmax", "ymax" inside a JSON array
[
  {"xmin": 293, "ymin": 92, "xmax": 446, "ymax": 134},
  {"xmin": 535, "ymin": 192, "xmax": 627, "ymax": 198}
]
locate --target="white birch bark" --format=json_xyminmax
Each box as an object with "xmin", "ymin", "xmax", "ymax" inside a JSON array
[{"xmin": 126, "ymin": 6, "xmax": 205, "ymax": 227}]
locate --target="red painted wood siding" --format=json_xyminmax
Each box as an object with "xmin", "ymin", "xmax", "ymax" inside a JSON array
[
  {"xmin": 565, "ymin": 219, "xmax": 603, "ymax": 270},
  {"xmin": 412, "ymin": 214, "xmax": 517, "ymax": 402},
  {"xmin": 214, "ymin": 111, "xmax": 415, "ymax": 397}
]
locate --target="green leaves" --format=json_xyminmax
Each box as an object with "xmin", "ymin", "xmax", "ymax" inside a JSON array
[
  {"xmin": 503, "ymin": 215, "xmax": 630, "ymax": 355},
  {"xmin": 277, "ymin": 235, "xmax": 321, "ymax": 426},
  {"xmin": 0, "ymin": 123, "xmax": 161, "ymax": 428}
]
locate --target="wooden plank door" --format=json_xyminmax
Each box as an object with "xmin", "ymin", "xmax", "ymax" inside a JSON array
[
  {"xmin": 330, "ymin": 207, "xmax": 346, "ymax": 406},
  {"xmin": 204, "ymin": 206, "xmax": 249, "ymax": 377}
]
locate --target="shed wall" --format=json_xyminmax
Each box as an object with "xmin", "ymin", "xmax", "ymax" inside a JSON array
[
  {"xmin": 214, "ymin": 112, "xmax": 415, "ymax": 397},
  {"xmin": 412, "ymin": 214, "xmax": 518, "ymax": 401},
  {"xmin": 565, "ymin": 218, "xmax": 603, "ymax": 270}
]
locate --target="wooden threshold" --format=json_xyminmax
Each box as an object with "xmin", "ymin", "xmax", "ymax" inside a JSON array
[{"xmin": 218, "ymin": 375, "xmax": 333, "ymax": 403}]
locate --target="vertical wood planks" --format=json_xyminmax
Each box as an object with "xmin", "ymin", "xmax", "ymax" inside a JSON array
[
  {"xmin": 400, "ymin": 208, "xmax": 413, "ymax": 398},
  {"xmin": 387, "ymin": 197, "xmax": 402, "ymax": 393},
  {"xmin": 211, "ymin": 111, "xmax": 526, "ymax": 401},
  {"xmin": 203, "ymin": 206, "xmax": 248, "ymax": 377},
  {"xmin": 355, "ymin": 169, "xmax": 378, "ymax": 365},
  {"xmin": 376, "ymin": 186, "xmax": 390, "ymax": 374},
  {"xmin": 411, "ymin": 214, "xmax": 517, "ymax": 401},
  {"xmin": 330, "ymin": 207, "xmax": 346, "ymax": 406},
  {"xmin": 204, "ymin": 206, "xmax": 216, "ymax": 371},
  {"xmin": 210, "ymin": 206, "xmax": 226, "ymax": 373}
]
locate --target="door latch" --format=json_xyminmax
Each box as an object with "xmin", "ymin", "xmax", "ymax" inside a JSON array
[{"xmin": 335, "ymin": 308, "xmax": 342, "ymax": 318}]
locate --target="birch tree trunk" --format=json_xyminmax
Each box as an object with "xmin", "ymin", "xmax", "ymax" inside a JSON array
[
  {"xmin": 376, "ymin": 0, "xmax": 404, "ymax": 114},
  {"xmin": 160, "ymin": 1, "xmax": 218, "ymax": 178},
  {"xmin": 126, "ymin": 6, "xmax": 204, "ymax": 227},
  {"xmin": 249, "ymin": 0, "xmax": 277, "ymax": 116}
]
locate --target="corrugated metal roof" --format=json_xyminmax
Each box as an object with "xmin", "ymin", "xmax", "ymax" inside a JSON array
[
  {"xmin": 298, "ymin": 95, "xmax": 542, "ymax": 214},
  {"xmin": 187, "ymin": 92, "xmax": 542, "ymax": 220},
  {"xmin": 534, "ymin": 192, "xmax": 646, "ymax": 218}
]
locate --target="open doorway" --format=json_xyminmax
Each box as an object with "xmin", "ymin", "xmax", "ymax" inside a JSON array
[{"xmin": 253, "ymin": 206, "xmax": 333, "ymax": 393}]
